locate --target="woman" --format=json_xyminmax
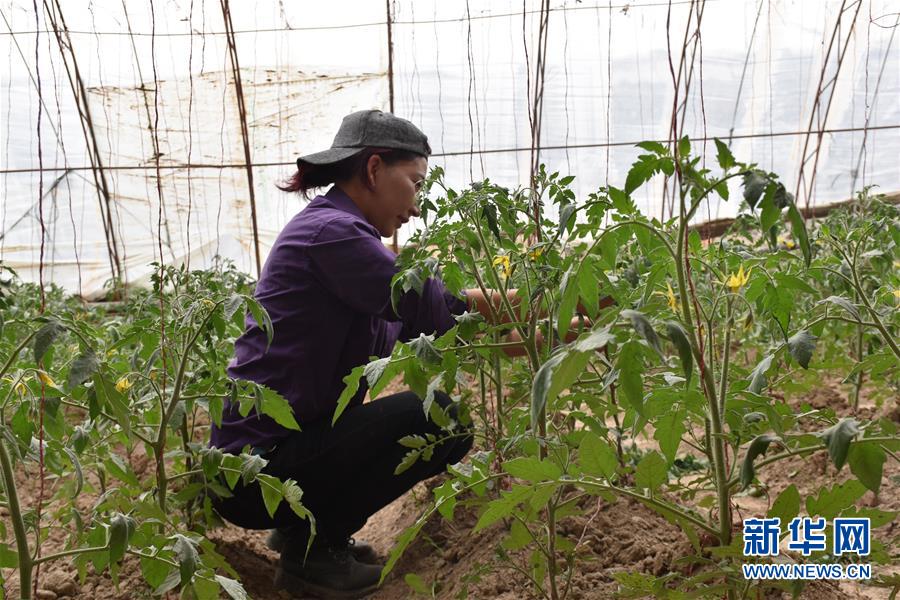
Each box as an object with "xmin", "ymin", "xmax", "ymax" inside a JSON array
[{"xmin": 211, "ymin": 110, "xmax": 493, "ymax": 599}]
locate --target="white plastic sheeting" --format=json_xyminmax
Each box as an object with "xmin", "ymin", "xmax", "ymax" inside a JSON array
[{"xmin": 1, "ymin": 0, "xmax": 898, "ymax": 297}]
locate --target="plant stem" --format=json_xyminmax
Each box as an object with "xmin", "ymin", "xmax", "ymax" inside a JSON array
[
  {"xmin": 0, "ymin": 435, "xmax": 32, "ymax": 600},
  {"xmin": 718, "ymin": 298, "xmax": 734, "ymax": 418}
]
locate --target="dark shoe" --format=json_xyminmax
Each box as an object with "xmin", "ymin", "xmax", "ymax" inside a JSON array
[
  {"xmin": 274, "ymin": 543, "xmax": 383, "ymax": 599},
  {"xmin": 267, "ymin": 529, "xmax": 380, "ymax": 565}
]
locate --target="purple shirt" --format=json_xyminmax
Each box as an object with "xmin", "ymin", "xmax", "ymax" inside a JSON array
[{"xmin": 210, "ymin": 186, "xmax": 468, "ymax": 453}]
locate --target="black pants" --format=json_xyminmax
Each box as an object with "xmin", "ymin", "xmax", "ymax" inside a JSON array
[{"xmin": 212, "ymin": 390, "xmax": 473, "ymax": 546}]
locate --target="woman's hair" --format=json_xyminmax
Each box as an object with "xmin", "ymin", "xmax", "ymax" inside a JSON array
[{"xmin": 278, "ymin": 148, "xmax": 423, "ymax": 198}]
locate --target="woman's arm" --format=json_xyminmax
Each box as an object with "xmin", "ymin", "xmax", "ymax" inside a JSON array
[{"xmin": 462, "ymin": 288, "xmax": 614, "ymax": 325}]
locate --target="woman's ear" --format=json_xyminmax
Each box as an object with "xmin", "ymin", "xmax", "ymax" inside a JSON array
[{"xmin": 365, "ymin": 154, "xmax": 382, "ymax": 191}]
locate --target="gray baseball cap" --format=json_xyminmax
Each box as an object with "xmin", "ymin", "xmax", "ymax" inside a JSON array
[{"xmin": 297, "ymin": 109, "xmax": 431, "ymax": 167}]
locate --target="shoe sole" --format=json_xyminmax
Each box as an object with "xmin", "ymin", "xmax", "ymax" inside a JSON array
[
  {"xmin": 274, "ymin": 566, "xmax": 379, "ymax": 599},
  {"xmin": 268, "ymin": 533, "xmax": 382, "ymax": 566}
]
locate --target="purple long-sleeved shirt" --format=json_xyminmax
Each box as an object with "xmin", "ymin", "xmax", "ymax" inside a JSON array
[{"xmin": 210, "ymin": 185, "xmax": 468, "ymax": 453}]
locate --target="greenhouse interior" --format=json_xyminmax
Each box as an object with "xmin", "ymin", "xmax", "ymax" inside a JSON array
[{"xmin": 1, "ymin": 0, "xmax": 898, "ymax": 599}]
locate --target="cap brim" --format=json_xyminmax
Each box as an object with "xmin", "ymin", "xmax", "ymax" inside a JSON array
[{"xmin": 296, "ymin": 146, "xmax": 363, "ymax": 167}]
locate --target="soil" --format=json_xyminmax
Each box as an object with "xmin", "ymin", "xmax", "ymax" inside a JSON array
[{"xmin": 4, "ymin": 380, "xmax": 897, "ymax": 600}]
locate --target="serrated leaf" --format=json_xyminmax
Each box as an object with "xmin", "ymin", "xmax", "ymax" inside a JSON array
[
  {"xmin": 578, "ymin": 432, "xmax": 618, "ymax": 478},
  {"xmin": 0, "ymin": 543, "xmax": 18, "ymax": 568},
  {"xmin": 654, "ymin": 410, "xmax": 686, "ymax": 464},
  {"xmin": 409, "ymin": 333, "xmax": 442, "ymax": 365},
  {"xmin": 787, "ymin": 330, "xmax": 817, "ymax": 369},
  {"xmin": 759, "ymin": 183, "xmax": 780, "ymax": 234},
  {"xmin": 665, "ymin": 321, "xmax": 693, "ymax": 386},
  {"xmin": 634, "ymin": 451, "xmax": 667, "ymax": 492},
  {"xmin": 34, "ymin": 319, "xmax": 63, "ymax": 364},
  {"xmin": 714, "ymin": 139, "xmax": 735, "ymax": 171},
  {"xmin": 172, "ymin": 534, "xmax": 199, "ymax": 587},
  {"xmin": 625, "ymin": 155, "xmax": 661, "ymax": 195},
  {"xmin": 502, "ymin": 457, "xmax": 562, "ymax": 483},
  {"xmin": 141, "ymin": 555, "xmax": 170, "ymax": 590},
  {"xmin": 239, "ymin": 453, "xmax": 267, "ymax": 485},
  {"xmin": 820, "ymin": 418, "xmax": 859, "ymax": 471},
  {"xmin": 256, "ymin": 385, "xmax": 300, "ymax": 431},
  {"xmin": 256, "ymin": 473, "xmax": 284, "ymax": 518},
  {"xmin": 817, "ymin": 296, "xmax": 861, "ymax": 322},
  {"xmin": 748, "ymin": 354, "xmax": 774, "ymax": 395},
  {"xmin": 635, "ymin": 141, "xmax": 668, "ymax": 155},
  {"xmin": 617, "ymin": 342, "xmax": 644, "ymax": 415},
  {"xmin": 848, "ymin": 442, "xmax": 885, "ymax": 493},
  {"xmin": 805, "ymin": 480, "xmax": 867, "ymax": 519},
  {"xmin": 740, "ymin": 434, "xmax": 781, "ymax": 490},
  {"xmin": 786, "ymin": 203, "xmax": 811, "ymax": 266},
  {"xmin": 332, "ymin": 365, "xmax": 365, "ymax": 425},
  {"xmin": 621, "ymin": 309, "xmax": 662, "ymax": 356},
  {"xmin": 767, "ymin": 484, "xmax": 800, "ymax": 527},
  {"xmin": 531, "ymin": 349, "xmax": 591, "ymax": 431},
  {"xmin": 67, "ymin": 350, "xmax": 99, "ymax": 390},
  {"xmin": 474, "ymin": 485, "xmax": 531, "ymax": 532}
]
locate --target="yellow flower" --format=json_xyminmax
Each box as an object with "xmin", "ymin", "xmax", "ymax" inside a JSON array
[
  {"xmin": 528, "ymin": 247, "xmax": 544, "ymax": 262},
  {"xmin": 893, "ymin": 289, "xmax": 900, "ymax": 300},
  {"xmin": 37, "ymin": 372, "xmax": 56, "ymax": 388},
  {"xmin": 725, "ymin": 265, "xmax": 752, "ymax": 293},
  {"xmin": 115, "ymin": 376, "xmax": 132, "ymax": 393},
  {"xmin": 202, "ymin": 298, "xmax": 215, "ymax": 309},
  {"xmin": 664, "ymin": 282, "xmax": 678, "ymax": 311},
  {"xmin": 777, "ymin": 235, "xmax": 796, "ymax": 250},
  {"xmin": 492, "ymin": 255, "xmax": 512, "ymax": 278}
]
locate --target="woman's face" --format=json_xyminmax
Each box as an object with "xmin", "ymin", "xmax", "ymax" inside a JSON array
[{"xmin": 366, "ymin": 155, "xmax": 427, "ymax": 238}]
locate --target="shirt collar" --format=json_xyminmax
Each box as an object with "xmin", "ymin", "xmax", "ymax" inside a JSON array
[{"xmin": 322, "ymin": 185, "xmax": 367, "ymax": 221}]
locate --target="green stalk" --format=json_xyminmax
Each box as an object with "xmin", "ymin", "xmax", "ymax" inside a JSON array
[
  {"xmin": 0, "ymin": 436, "xmax": 32, "ymax": 600},
  {"xmin": 718, "ymin": 298, "xmax": 734, "ymax": 418},
  {"xmin": 674, "ymin": 188, "xmax": 732, "ymax": 548}
]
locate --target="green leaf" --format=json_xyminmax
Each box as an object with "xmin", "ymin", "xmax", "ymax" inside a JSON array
[
  {"xmin": 634, "ymin": 451, "xmax": 667, "ymax": 492},
  {"xmin": 34, "ymin": 319, "xmax": 63, "ymax": 364},
  {"xmin": 107, "ymin": 513, "xmax": 133, "ymax": 564},
  {"xmin": 67, "ymin": 350, "xmax": 99, "ymax": 390},
  {"xmin": 654, "ymin": 410, "xmax": 686, "ymax": 464},
  {"xmin": 172, "ymin": 534, "xmax": 199, "ymax": 587},
  {"xmin": 759, "ymin": 184, "xmax": 780, "ymax": 234},
  {"xmin": 714, "ymin": 139, "xmax": 735, "ymax": 171},
  {"xmin": 223, "ymin": 293, "xmax": 244, "ymax": 321},
  {"xmin": 848, "ymin": 443, "xmax": 885, "ymax": 493},
  {"xmin": 742, "ymin": 171, "xmax": 768, "ymax": 209},
  {"xmin": 820, "ymin": 418, "xmax": 859, "ymax": 471},
  {"xmin": 0, "ymin": 543, "xmax": 18, "ymax": 568},
  {"xmin": 665, "ymin": 321, "xmax": 693, "ymax": 386},
  {"xmin": 256, "ymin": 385, "xmax": 300, "ymax": 431},
  {"xmin": 740, "ymin": 434, "xmax": 781, "ymax": 490},
  {"xmin": 332, "ymin": 365, "xmax": 365, "ymax": 425},
  {"xmin": 572, "ymin": 326, "xmax": 616, "ymax": 353},
  {"xmin": 405, "ymin": 573, "xmax": 430, "ymax": 595},
  {"xmin": 786, "ymin": 203, "xmax": 811, "ymax": 266},
  {"xmin": 625, "ymin": 155, "xmax": 661, "ymax": 195},
  {"xmin": 140, "ymin": 555, "xmax": 170, "ymax": 590},
  {"xmin": 215, "ymin": 575, "xmax": 250, "ymax": 600},
  {"xmin": 243, "ymin": 296, "xmax": 274, "ymax": 350},
  {"xmin": 787, "ymin": 330, "xmax": 817, "ymax": 369},
  {"xmin": 409, "ymin": 333, "xmax": 442, "ymax": 365},
  {"xmin": 256, "ymin": 473, "xmax": 284, "ymax": 518},
  {"xmin": 617, "ymin": 342, "xmax": 645, "ymax": 415},
  {"xmin": 558, "ymin": 203, "xmax": 577, "ymax": 237},
  {"xmin": 502, "ymin": 457, "xmax": 562, "ymax": 483},
  {"xmin": 240, "ymin": 453, "xmax": 267, "ymax": 485},
  {"xmin": 748, "ymin": 354, "xmax": 774, "ymax": 395},
  {"xmin": 767, "ymin": 484, "xmax": 800, "ymax": 527},
  {"xmin": 635, "ymin": 141, "xmax": 669, "ymax": 155},
  {"xmin": 531, "ymin": 349, "xmax": 591, "ymax": 431},
  {"xmin": 556, "ymin": 265, "xmax": 579, "ymax": 340},
  {"xmin": 621, "ymin": 309, "xmax": 662, "ymax": 356},
  {"xmin": 806, "ymin": 480, "xmax": 867, "ymax": 519},
  {"xmin": 817, "ymin": 296, "xmax": 861, "ymax": 322},
  {"xmin": 678, "ymin": 136, "xmax": 691, "ymax": 157},
  {"xmin": 474, "ymin": 485, "xmax": 531, "ymax": 532},
  {"xmin": 578, "ymin": 432, "xmax": 618, "ymax": 478}
]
